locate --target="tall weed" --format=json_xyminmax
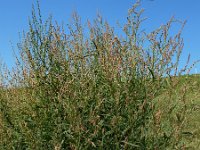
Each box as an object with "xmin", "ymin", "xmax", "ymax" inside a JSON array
[{"xmin": 0, "ymin": 1, "xmax": 191, "ymax": 149}]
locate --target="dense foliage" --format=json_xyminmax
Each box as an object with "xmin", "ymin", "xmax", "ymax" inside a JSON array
[{"xmin": 0, "ymin": 1, "xmax": 194, "ymax": 149}]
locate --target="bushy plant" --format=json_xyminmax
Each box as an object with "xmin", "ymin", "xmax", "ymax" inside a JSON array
[{"xmin": 0, "ymin": 1, "xmax": 192, "ymax": 149}]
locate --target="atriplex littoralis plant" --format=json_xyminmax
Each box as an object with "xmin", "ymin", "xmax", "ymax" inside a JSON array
[{"xmin": 0, "ymin": 1, "xmax": 191, "ymax": 149}]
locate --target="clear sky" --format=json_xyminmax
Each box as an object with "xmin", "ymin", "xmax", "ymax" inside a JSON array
[{"xmin": 0, "ymin": 0, "xmax": 200, "ymax": 73}]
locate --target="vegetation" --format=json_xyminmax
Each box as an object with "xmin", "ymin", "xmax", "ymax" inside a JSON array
[{"xmin": 0, "ymin": 1, "xmax": 199, "ymax": 149}]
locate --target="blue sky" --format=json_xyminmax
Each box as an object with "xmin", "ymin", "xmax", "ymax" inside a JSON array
[{"xmin": 0, "ymin": 0, "xmax": 200, "ymax": 73}]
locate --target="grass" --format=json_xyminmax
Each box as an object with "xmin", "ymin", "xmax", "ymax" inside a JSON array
[
  {"xmin": 177, "ymin": 75, "xmax": 200, "ymax": 149},
  {"xmin": 0, "ymin": 1, "xmax": 199, "ymax": 149},
  {"xmin": 154, "ymin": 74, "xmax": 200, "ymax": 149}
]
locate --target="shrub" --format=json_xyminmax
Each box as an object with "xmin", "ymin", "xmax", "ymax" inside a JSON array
[{"xmin": 0, "ymin": 1, "xmax": 190, "ymax": 149}]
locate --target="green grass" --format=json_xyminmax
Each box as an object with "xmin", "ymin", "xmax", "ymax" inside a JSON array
[
  {"xmin": 177, "ymin": 75, "xmax": 200, "ymax": 149},
  {"xmin": 152, "ymin": 74, "xmax": 200, "ymax": 149},
  {"xmin": 1, "ymin": 74, "xmax": 200, "ymax": 149}
]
